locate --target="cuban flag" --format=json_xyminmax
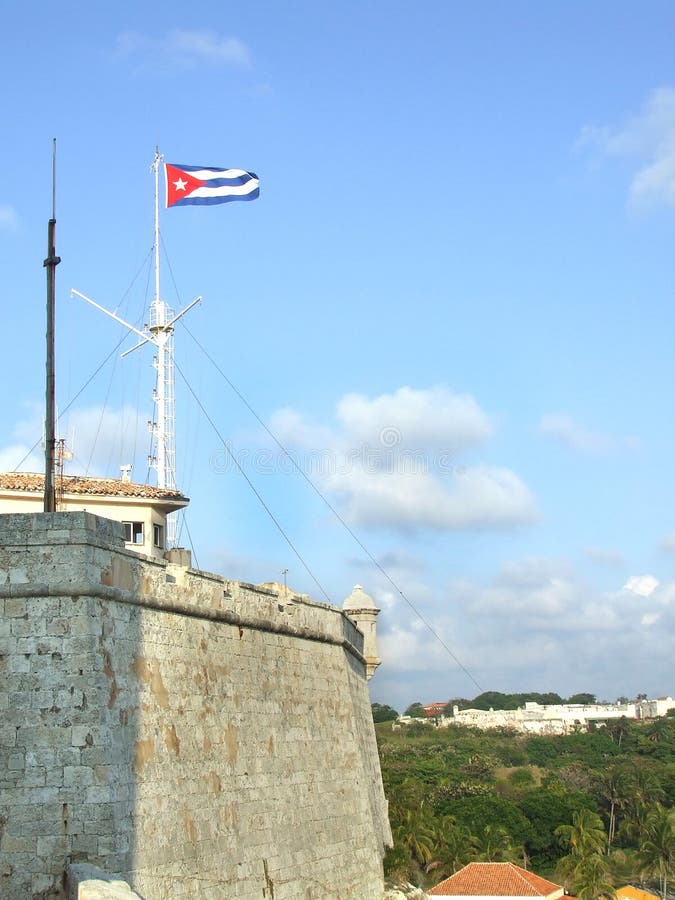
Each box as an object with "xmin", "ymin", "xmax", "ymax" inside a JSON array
[{"xmin": 165, "ymin": 163, "xmax": 260, "ymax": 208}]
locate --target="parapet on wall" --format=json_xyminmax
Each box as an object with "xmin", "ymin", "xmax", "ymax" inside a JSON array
[{"xmin": 0, "ymin": 512, "xmax": 392, "ymax": 899}]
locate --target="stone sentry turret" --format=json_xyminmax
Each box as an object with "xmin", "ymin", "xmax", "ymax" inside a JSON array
[{"xmin": 343, "ymin": 584, "xmax": 381, "ymax": 679}]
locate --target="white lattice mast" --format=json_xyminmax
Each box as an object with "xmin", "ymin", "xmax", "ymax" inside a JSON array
[
  {"xmin": 148, "ymin": 150, "xmax": 177, "ymax": 502},
  {"xmin": 72, "ymin": 148, "xmax": 201, "ymax": 549}
]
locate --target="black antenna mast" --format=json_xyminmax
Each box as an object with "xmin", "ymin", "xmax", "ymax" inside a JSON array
[{"xmin": 43, "ymin": 139, "xmax": 61, "ymax": 512}]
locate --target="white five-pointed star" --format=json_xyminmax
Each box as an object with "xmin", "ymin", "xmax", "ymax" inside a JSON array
[{"xmin": 173, "ymin": 177, "xmax": 188, "ymax": 192}]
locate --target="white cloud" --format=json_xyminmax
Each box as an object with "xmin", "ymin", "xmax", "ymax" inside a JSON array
[
  {"xmin": 577, "ymin": 87, "xmax": 675, "ymax": 208},
  {"xmin": 268, "ymin": 386, "xmax": 536, "ymax": 532},
  {"xmin": 371, "ymin": 557, "xmax": 675, "ymax": 710},
  {"xmin": 624, "ymin": 574, "xmax": 659, "ymax": 597},
  {"xmin": 539, "ymin": 413, "xmax": 639, "ymax": 456},
  {"xmin": 115, "ymin": 29, "xmax": 251, "ymax": 70},
  {"xmin": 336, "ymin": 386, "xmax": 492, "ymax": 452},
  {"xmin": 332, "ymin": 465, "xmax": 536, "ymax": 530},
  {"xmin": 0, "ymin": 205, "xmax": 18, "ymax": 231}
]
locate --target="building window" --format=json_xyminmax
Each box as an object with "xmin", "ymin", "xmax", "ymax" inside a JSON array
[
  {"xmin": 153, "ymin": 523, "xmax": 164, "ymax": 549},
  {"xmin": 123, "ymin": 521, "xmax": 144, "ymax": 544}
]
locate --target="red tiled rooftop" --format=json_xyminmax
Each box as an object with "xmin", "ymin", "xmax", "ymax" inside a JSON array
[
  {"xmin": 424, "ymin": 702, "xmax": 449, "ymax": 717},
  {"xmin": 428, "ymin": 862, "xmax": 566, "ymax": 897},
  {"xmin": 0, "ymin": 471, "xmax": 187, "ymax": 501}
]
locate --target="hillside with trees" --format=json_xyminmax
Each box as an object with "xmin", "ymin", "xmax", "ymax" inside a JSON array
[{"xmin": 375, "ymin": 703, "xmax": 675, "ymax": 897}]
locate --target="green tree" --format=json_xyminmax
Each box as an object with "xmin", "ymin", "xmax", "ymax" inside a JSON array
[
  {"xmin": 443, "ymin": 698, "xmax": 471, "ymax": 716},
  {"xmin": 639, "ymin": 805, "xmax": 674, "ymax": 900},
  {"xmin": 520, "ymin": 789, "xmax": 590, "ymax": 864},
  {"xmin": 383, "ymin": 843, "xmax": 414, "ymax": 882},
  {"xmin": 567, "ymin": 693, "xmax": 597, "ymax": 705},
  {"xmin": 438, "ymin": 795, "xmax": 533, "ymax": 850},
  {"xmin": 599, "ymin": 767, "xmax": 630, "ymax": 853},
  {"xmin": 555, "ymin": 808, "xmax": 607, "ymax": 857},
  {"xmin": 372, "ymin": 702, "xmax": 399, "ymax": 723},
  {"xmin": 471, "ymin": 691, "xmax": 513, "ymax": 710},
  {"xmin": 388, "ymin": 776, "xmax": 427, "ymax": 824},
  {"xmin": 404, "ymin": 701, "xmax": 426, "ymax": 718},
  {"xmin": 556, "ymin": 810, "xmax": 614, "ymax": 899},
  {"xmin": 394, "ymin": 807, "xmax": 436, "ymax": 868},
  {"xmin": 427, "ymin": 815, "xmax": 479, "ymax": 880},
  {"xmin": 646, "ymin": 718, "xmax": 672, "ymax": 744},
  {"xmin": 475, "ymin": 823, "xmax": 520, "ymax": 862},
  {"xmin": 568, "ymin": 853, "xmax": 616, "ymax": 900},
  {"xmin": 609, "ymin": 717, "xmax": 631, "ymax": 750},
  {"xmin": 619, "ymin": 767, "xmax": 665, "ymax": 845}
]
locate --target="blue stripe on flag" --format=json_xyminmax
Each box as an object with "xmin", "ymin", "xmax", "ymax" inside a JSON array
[
  {"xmin": 173, "ymin": 163, "xmax": 230, "ymax": 173},
  {"xmin": 202, "ymin": 175, "xmax": 257, "ymax": 188},
  {"xmin": 171, "ymin": 188, "xmax": 260, "ymax": 206}
]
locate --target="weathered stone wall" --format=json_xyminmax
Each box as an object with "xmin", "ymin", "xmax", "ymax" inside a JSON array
[{"xmin": 0, "ymin": 512, "xmax": 391, "ymax": 898}]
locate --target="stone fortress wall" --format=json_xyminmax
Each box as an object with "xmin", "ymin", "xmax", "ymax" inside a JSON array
[{"xmin": 0, "ymin": 512, "xmax": 392, "ymax": 898}]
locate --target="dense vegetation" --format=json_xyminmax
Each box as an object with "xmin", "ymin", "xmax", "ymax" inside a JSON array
[
  {"xmin": 375, "ymin": 707, "xmax": 675, "ymax": 897},
  {"xmin": 402, "ymin": 691, "xmax": 611, "ymax": 717}
]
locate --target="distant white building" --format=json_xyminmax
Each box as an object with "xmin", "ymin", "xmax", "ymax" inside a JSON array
[{"xmin": 442, "ymin": 697, "xmax": 675, "ymax": 735}]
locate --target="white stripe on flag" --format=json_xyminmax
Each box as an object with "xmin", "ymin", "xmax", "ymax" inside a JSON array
[
  {"xmin": 188, "ymin": 167, "xmax": 253, "ymax": 182},
  {"xmin": 188, "ymin": 182, "xmax": 259, "ymax": 198}
]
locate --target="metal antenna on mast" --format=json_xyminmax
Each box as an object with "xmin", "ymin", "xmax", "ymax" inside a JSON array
[{"xmin": 71, "ymin": 148, "xmax": 201, "ymax": 548}]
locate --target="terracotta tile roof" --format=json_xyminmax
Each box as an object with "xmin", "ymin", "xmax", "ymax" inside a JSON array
[
  {"xmin": 424, "ymin": 702, "xmax": 449, "ymax": 716},
  {"xmin": 427, "ymin": 862, "xmax": 565, "ymax": 897},
  {"xmin": 0, "ymin": 472, "xmax": 187, "ymax": 501}
]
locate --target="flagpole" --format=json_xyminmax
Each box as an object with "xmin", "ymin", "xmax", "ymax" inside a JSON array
[
  {"xmin": 153, "ymin": 146, "xmax": 161, "ymax": 316},
  {"xmin": 72, "ymin": 151, "xmax": 202, "ymax": 550},
  {"xmin": 44, "ymin": 139, "xmax": 61, "ymax": 512},
  {"xmin": 149, "ymin": 148, "xmax": 178, "ymax": 546}
]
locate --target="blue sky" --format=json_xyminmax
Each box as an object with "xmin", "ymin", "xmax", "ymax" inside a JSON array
[{"xmin": 2, "ymin": 1, "xmax": 675, "ymax": 711}]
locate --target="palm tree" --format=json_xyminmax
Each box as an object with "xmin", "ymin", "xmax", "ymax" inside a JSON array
[
  {"xmin": 645, "ymin": 718, "xmax": 672, "ymax": 744},
  {"xmin": 609, "ymin": 716, "xmax": 631, "ymax": 749},
  {"xmin": 630, "ymin": 767, "xmax": 665, "ymax": 810},
  {"xmin": 394, "ymin": 808, "xmax": 436, "ymax": 868},
  {"xmin": 600, "ymin": 768, "xmax": 628, "ymax": 853},
  {"xmin": 639, "ymin": 805, "xmax": 674, "ymax": 899},
  {"xmin": 569, "ymin": 853, "xmax": 616, "ymax": 900},
  {"xmin": 475, "ymin": 824, "xmax": 519, "ymax": 862},
  {"xmin": 556, "ymin": 808, "xmax": 607, "ymax": 858},
  {"xmin": 427, "ymin": 815, "xmax": 478, "ymax": 879},
  {"xmin": 607, "ymin": 847, "xmax": 642, "ymax": 887},
  {"xmin": 555, "ymin": 809, "xmax": 613, "ymax": 898},
  {"xmin": 615, "ymin": 767, "xmax": 665, "ymax": 847}
]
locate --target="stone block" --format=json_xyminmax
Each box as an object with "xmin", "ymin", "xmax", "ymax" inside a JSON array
[
  {"xmin": 71, "ymin": 726, "xmax": 97, "ymax": 748},
  {"xmin": 31, "ymin": 872, "xmax": 58, "ymax": 895},
  {"xmin": 10, "ymin": 617, "xmax": 37, "ymax": 638},
  {"xmin": 70, "ymin": 833, "xmax": 98, "ymax": 855},
  {"xmin": 7, "ymin": 752, "xmax": 25, "ymax": 771},
  {"xmin": 36, "ymin": 833, "xmax": 67, "ymax": 858},
  {"xmin": 0, "ymin": 831, "xmax": 36, "ymax": 853},
  {"xmin": 63, "ymin": 765, "xmax": 95, "ymax": 788},
  {"xmin": 47, "ymin": 617, "xmax": 71, "ymax": 635}
]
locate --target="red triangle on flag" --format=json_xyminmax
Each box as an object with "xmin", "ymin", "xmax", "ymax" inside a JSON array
[{"xmin": 165, "ymin": 164, "xmax": 205, "ymax": 207}]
